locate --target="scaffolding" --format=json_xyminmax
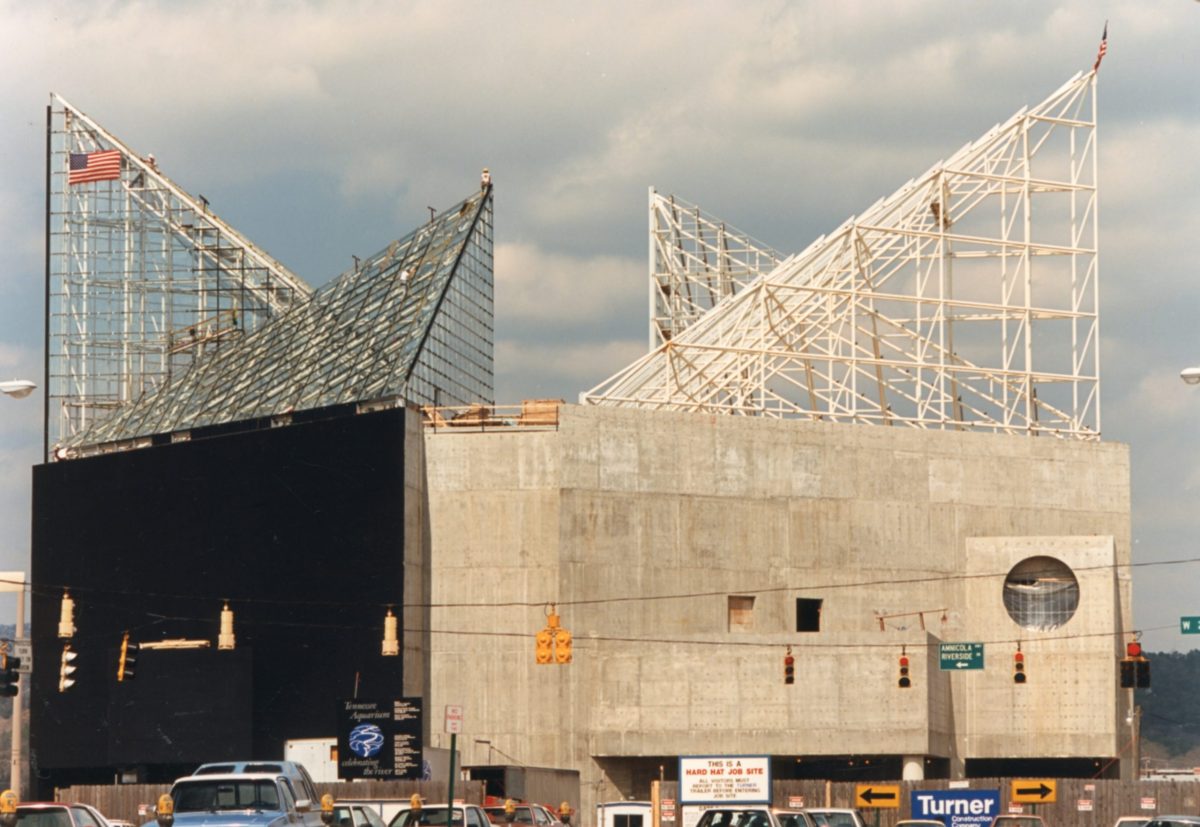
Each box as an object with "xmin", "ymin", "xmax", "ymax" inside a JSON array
[
  {"xmin": 46, "ymin": 94, "xmax": 312, "ymax": 457},
  {"xmin": 648, "ymin": 189, "xmax": 782, "ymax": 349},
  {"xmin": 587, "ymin": 71, "xmax": 1102, "ymax": 440}
]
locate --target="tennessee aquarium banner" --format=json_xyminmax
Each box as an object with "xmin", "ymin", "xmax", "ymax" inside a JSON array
[
  {"xmin": 337, "ymin": 697, "xmax": 423, "ymax": 779},
  {"xmin": 910, "ymin": 789, "xmax": 1001, "ymax": 827}
]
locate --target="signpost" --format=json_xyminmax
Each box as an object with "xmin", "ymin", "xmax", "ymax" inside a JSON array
[
  {"xmin": 1180, "ymin": 617, "xmax": 1200, "ymax": 634},
  {"xmin": 1010, "ymin": 780, "xmax": 1057, "ymax": 804},
  {"xmin": 856, "ymin": 785, "xmax": 900, "ymax": 809},
  {"xmin": 939, "ymin": 643, "xmax": 985, "ymax": 671}
]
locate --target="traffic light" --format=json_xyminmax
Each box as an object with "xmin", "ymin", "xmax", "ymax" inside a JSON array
[
  {"xmin": 118, "ymin": 632, "xmax": 138, "ymax": 681},
  {"xmin": 898, "ymin": 654, "xmax": 911, "ymax": 688},
  {"xmin": 784, "ymin": 647, "xmax": 795, "ymax": 685},
  {"xmin": 536, "ymin": 610, "xmax": 572, "ymax": 665},
  {"xmin": 1136, "ymin": 658, "xmax": 1151, "ymax": 689},
  {"xmin": 554, "ymin": 628, "xmax": 572, "ymax": 664},
  {"xmin": 535, "ymin": 628, "xmax": 553, "ymax": 664},
  {"xmin": 1119, "ymin": 658, "xmax": 1135, "ymax": 688},
  {"xmin": 59, "ymin": 644, "xmax": 77, "ymax": 692},
  {"xmin": 1120, "ymin": 637, "xmax": 1150, "ymax": 689},
  {"xmin": 0, "ymin": 654, "xmax": 20, "ymax": 698},
  {"xmin": 1013, "ymin": 651, "xmax": 1026, "ymax": 684}
]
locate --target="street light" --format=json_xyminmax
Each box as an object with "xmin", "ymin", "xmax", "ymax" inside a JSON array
[
  {"xmin": 0, "ymin": 380, "xmax": 35, "ymax": 399},
  {"xmin": 1182, "ymin": 367, "xmax": 1200, "ymax": 386}
]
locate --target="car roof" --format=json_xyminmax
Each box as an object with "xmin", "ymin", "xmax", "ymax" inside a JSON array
[{"xmin": 175, "ymin": 773, "xmax": 281, "ymax": 782}]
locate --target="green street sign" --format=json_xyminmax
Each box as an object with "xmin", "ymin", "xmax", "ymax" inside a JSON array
[
  {"xmin": 939, "ymin": 642, "xmax": 985, "ymax": 670},
  {"xmin": 1181, "ymin": 617, "xmax": 1200, "ymax": 634}
]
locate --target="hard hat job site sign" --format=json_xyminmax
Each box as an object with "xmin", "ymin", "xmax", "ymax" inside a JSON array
[
  {"xmin": 337, "ymin": 697, "xmax": 423, "ymax": 779},
  {"xmin": 679, "ymin": 756, "xmax": 771, "ymax": 803}
]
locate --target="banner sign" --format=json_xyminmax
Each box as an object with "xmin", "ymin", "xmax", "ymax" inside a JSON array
[{"xmin": 337, "ymin": 697, "xmax": 423, "ymax": 779}]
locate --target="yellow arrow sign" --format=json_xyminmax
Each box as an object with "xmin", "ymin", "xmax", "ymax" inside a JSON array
[
  {"xmin": 1011, "ymin": 779, "xmax": 1057, "ymax": 804},
  {"xmin": 856, "ymin": 784, "xmax": 900, "ymax": 809}
]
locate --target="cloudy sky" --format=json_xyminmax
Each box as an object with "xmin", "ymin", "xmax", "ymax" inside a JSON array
[{"xmin": 1, "ymin": 1, "xmax": 1198, "ymax": 651}]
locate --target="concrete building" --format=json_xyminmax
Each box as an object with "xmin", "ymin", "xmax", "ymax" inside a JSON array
[{"xmin": 420, "ymin": 404, "xmax": 1132, "ymax": 810}]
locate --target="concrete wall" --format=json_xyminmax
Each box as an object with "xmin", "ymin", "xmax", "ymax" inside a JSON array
[{"xmin": 421, "ymin": 405, "xmax": 1131, "ymax": 814}]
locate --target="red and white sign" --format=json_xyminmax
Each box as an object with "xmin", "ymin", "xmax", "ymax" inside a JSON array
[
  {"xmin": 662, "ymin": 799, "xmax": 676, "ymax": 822},
  {"xmin": 1077, "ymin": 801, "xmax": 1094, "ymax": 812},
  {"xmin": 679, "ymin": 756, "xmax": 770, "ymax": 803},
  {"xmin": 1007, "ymin": 805, "xmax": 1024, "ymax": 814},
  {"xmin": 1140, "ymin": 798, "xmax": 1157, "ymax": 811},
  {"xmin": 788, "ymin": 797, "xmax": 805, "ymax": 809},
  {"xmin": 444, "ymin": 704, "xmax": 464, "ymax": 734}
]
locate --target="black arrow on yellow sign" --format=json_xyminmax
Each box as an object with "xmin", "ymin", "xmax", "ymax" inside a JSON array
[
  {"xmin": 1014, "ymin": 783, "xmax": 1053, "ymax": 800},
  {"xmin": 860, "ymin": 789, "xmax": 897, "ymax": 804}
]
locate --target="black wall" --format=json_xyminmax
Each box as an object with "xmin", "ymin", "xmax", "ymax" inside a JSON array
[{"xmin": 30, "ymin": 407, "xmax": 409, "ymax": 790}]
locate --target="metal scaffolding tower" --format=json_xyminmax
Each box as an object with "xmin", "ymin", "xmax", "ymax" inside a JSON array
[
  {"xmin": 587, "ymin": 71, "xmax": 1102, "ymax": 440},
  {"xmin": 45, "ymin": 94, "xmax": 312, "ymax": 458}
]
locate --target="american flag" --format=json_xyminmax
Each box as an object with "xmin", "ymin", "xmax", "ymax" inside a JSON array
[
  {"xmin": 1093, "ymin": 23, "xmax": 1108, "ymax": 72},
  {"xmin": 68, "ymin": 149, "xmax": 122, "ymax": 185}
]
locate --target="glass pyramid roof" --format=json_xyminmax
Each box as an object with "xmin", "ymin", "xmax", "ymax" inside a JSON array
[{"xmin": 69, "ymin": 186, "xmax": 494, "ymax": 450}]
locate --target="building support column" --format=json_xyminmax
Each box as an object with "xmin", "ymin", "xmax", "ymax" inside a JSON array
[{"xmin": 902, "ymin": 755, "xmax": 925, "ymax": 781}]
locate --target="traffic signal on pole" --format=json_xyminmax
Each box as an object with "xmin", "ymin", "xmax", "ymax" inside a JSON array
[
  {"xmin": 59, "ymin": 645, "xmax": 77, "ymax": 692},
  {"xmin": 118, "ymin": 632, "xmax": 138, "ymax": 681},
  {"xmin": 1120, "ymin": 637, "xmax": 1150, "ymax": 689},
  {"xmin": 0, "ymin": 654, "xmax": 19, "ymax": 698},
  {"xmin": 1013, "ymin": 650, "xmax": 1026, "ymax": 684},
  {"xmin": 898, "ymin": 654, "xmax": 911, "ymax": 688},
  {"xmin": 784, "ymin": 647, "xmax": 795, "ymax": 685}
]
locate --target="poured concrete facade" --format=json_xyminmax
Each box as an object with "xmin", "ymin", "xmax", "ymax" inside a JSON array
[{"xmin": 419, "ymin": 405, "xmax": 1132, "ymax": 811}]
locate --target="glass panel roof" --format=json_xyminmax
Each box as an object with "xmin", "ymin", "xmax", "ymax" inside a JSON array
[{"xmin": 70, "ymin": 186, "xmax": 494, "ymax": 449}]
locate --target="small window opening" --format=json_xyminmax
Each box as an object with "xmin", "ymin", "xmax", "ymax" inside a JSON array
[
  {"xmin": 796, "ymin": 598, "xmax": 822, "ymax": 632},
  {"xmin": 728, "ymin": 595, "xmax": 755, "ymax": 631}
]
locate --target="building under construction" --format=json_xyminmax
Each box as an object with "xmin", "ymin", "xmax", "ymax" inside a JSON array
[{"xmin": 29, "ymin": 67, "xmax": 1133, "ymax": 821}]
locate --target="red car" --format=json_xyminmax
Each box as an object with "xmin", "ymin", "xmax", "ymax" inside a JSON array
[{"xmin": 16, "ymin": 803, "xmax": 113, "ymax": 827}]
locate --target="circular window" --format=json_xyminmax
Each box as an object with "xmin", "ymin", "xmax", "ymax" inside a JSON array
[{"xmin": 1002, "ymin": 556, "xmax": 1079, "ymax": 630}]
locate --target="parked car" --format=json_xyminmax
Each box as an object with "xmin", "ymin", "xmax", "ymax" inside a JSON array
[
  {"xmin": 1144, "ymin": 818, "xmax": 1200, "ymax": 827},
  {"xmin": 694, "ymin": 807, "xmax": 815, "ymax": 827},
  {"xmin": 896, "ymin": 821, "xmax": 944, "ymax": 827},
  {"xmin": 388, "ymin": 804, "xmax": 493, "ymax": 827},
  {"xmin": 192, "ymin": 761, "xmax": 321, "ymax": 815},
  {"xmin": 483, "ymin": 804, "xmax": 563, "ymax": 827},
  {"xmin": 988, "ymin": 817, "xmax": 1045, "ymax": 827},
  {"xmin": 331, "ymin": 805, "xmax": 387, "ymax": 827},
  {"xmin": 1113, "ymin": 818, "xmax": 1150, "ymax": 827},
  {"xmin": 16, "ymin": 804, "xmax": 113, "ymax": 827},
  {"xmin": 805, "ymin": 810, "xmax": 866, "ymax": 827},
  {"xmin": 156, "ymin": 771, "xmax": 319, "ymax": 827}
]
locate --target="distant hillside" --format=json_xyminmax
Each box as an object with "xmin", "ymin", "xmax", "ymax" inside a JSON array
[{"xmin": 1140, "ymin": 650, "xmax": 1200, "ymax": 763}]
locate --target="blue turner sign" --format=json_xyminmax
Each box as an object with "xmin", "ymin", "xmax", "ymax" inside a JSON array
[{"xmin": 911, "ymin": 790, "xmax": 1001, "ymax": 827}]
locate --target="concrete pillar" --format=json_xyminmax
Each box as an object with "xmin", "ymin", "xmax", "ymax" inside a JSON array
[{"xmin": 902, "ymin": 755, "xmax": 925, "ymax": 781}]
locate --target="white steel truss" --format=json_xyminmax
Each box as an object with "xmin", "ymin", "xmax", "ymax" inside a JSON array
[
  {"xmin": 648, "ymin": 189, "xmax": 782, "ymax": 349},
  {"xmin": 586, "ymin": 72, "xmax": 1102, "ymax": 440},
  {"xmin": 46, "ymin": 94, "xmax": 312, "ymax": 456}
]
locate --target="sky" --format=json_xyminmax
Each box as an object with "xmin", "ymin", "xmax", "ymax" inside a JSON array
[{"xmin": 1, "ymin": 1, "xmax": 1198, "ymax": 651}]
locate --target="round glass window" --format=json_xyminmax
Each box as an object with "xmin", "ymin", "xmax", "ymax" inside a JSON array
[{"xmin": 1002, "ymin": 556, "xmax": 1079, "ymax": 631}]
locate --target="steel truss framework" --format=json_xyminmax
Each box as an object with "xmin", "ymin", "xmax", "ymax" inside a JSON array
[
  {"xmin": 68, "ymin": 187, "xmax": 494, "ymax": 454},
  {"xmin": 587, "ymin": 71, "xmax": 1102, "ymax": 440},
  {"xmin": 46, "ymin": 94, "xmax": 313, "ymax": 457},
  {"xmin": 648, "ymin": 189, "xmax": 782, "ymax": 349}
]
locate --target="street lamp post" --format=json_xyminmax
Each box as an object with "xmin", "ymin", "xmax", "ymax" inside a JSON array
[
  {"xmin": 0, "ymin": 380, "xmax": 35, "ymax": 795},
  {"xmin": 1181, "ymin": 367, "xmax": 1200, "ymax": 386}
]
